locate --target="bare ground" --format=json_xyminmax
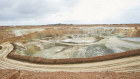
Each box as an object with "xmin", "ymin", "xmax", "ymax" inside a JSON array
[{"xmin": 0, "ymin": 69, "xmax": 140, "ymax": 79}]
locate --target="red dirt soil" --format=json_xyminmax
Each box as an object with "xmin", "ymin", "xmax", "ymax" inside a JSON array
[{"xmin": 0, "ymin": 69, "xmax": 140, "ymax": 79}]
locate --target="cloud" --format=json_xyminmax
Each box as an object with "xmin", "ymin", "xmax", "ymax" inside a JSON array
[
  {"xmin": 116, "ymin": 5, "xmax": 140, "ymax": 23},
  {"xmin": 0, "ymin": 0, "xmax": 140, "ymax": 25},
  {"xmin": 0, "ymin": 0, "xmax": 59, "ymax": 21},
  {"xmin": 0, "ymin": 0, "xmax": 78, "ymax": 21},
  {"xmin": 54, "ymin": 0, "xmax": 140, "ymax": 24}
]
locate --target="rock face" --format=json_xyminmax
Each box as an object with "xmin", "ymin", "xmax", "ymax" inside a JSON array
[
  {"xmin": 0, "ymin": 24, "xmax": 140, "ymax": 64},
  {"xmin": 11, "ymin": 35, "xmax": 140, "ymax": 60},
  {"xmin": 4, "ymin": 25, "xmax": 140, "ymax": 64},
  {"xmin": 85, "ymin": 44, "xmax": 114, "ymax": 57},
  {"xmin": 0, "ymin": 25, "xmax": 140, "ymax": 78}
]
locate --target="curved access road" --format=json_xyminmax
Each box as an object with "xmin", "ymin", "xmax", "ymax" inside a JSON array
[{"xmin": 0, "ymin": 42, "xmax": 140, "ymax": 72}]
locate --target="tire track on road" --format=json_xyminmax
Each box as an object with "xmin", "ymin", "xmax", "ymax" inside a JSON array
[{"xmin": 0, "ymin": 42, "xmax": 140, "ymax": 72}]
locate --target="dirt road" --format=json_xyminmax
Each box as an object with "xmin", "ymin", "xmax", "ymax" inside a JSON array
[{"xmin": 0, "ymin": 42, "xmax": 140, "ymax": 72}]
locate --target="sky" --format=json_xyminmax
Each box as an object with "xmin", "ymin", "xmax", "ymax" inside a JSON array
[{"xmin": 0, "ymin": 0, "xmax": 140, "ymax": 26}]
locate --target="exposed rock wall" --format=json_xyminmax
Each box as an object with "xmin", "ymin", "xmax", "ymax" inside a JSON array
[
  {"xmin": 1, "ymin": 25, "xmax": 140, "ymax": 44},
  {"xmin": 8, "ymin": 48, "xmax": 140, "ymax": 64}
]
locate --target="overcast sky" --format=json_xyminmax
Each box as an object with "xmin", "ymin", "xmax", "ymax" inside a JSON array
[{"xmin": 0, "ymin": 0, "xmax": 140, "ymax": 25}]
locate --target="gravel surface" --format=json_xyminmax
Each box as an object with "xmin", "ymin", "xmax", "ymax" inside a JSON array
[{"xmin": 0, "ymin": 69, "xmax": 140, "ymax": 79}]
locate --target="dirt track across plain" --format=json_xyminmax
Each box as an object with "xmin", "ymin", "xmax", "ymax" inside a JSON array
[{"xmin": 0, "ymin": 42, "xmax": 140, "ymax": 72}]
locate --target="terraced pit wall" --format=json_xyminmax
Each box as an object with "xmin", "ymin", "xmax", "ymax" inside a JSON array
[
  {"xmin": 0, "ymin": 24, "xmax": 140, "ymax": 44},
  {"xmin": 0, "ymin": 24, "xmax": 138, "ymax": 64}
]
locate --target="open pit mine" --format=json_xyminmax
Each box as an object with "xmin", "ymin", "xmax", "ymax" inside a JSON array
[{"xmin": 0, "ymin": 24, "xmax": 140, "ymax": 79}]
